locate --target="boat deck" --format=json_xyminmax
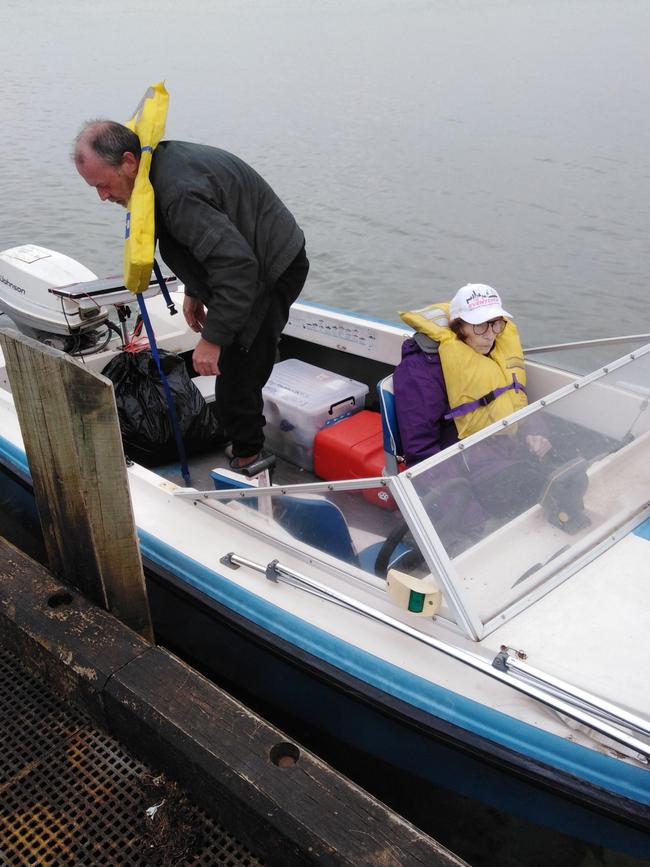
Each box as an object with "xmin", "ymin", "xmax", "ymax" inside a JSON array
[{"xmin": 155, "ymin": 442, "xmax": 316, "ymax": 492}]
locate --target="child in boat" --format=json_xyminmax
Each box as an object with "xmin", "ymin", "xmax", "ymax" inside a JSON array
[
  {"xmin": 394, "ymin": 284, "xmax": 559, "ymax": 537},
  {"xmin": 394, "ymin": 283, "xmax": 550, "ymax": 468}
]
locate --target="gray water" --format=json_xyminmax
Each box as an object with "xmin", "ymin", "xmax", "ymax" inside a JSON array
[
  {"xmin": 1, "ymin": 2, "xmax": 649, "ymax": 864},
  {"xmin": 2, "ymin": 0, "xmax": 650, "ymax": 347}
]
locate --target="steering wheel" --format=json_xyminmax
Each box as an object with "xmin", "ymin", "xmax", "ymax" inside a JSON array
[{"xmin": 374, "ymin": 477, "xmax": 474, "ymax": 578}]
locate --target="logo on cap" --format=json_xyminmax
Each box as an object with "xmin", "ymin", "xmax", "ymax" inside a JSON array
[{"xmin": 464, "ymin": 287, "xmax": 499, "ymax": 310}]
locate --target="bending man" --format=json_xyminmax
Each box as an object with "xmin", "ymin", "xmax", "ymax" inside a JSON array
[{"xmin": 74, "ymin": 122, "xmax": 308, "ymax": 470}]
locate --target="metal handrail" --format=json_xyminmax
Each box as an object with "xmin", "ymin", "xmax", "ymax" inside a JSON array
[
  {"xmin": 492, "ymin": 653, "xmax": 650, "ymax": 741},
  {"xmin": 221, "ymin": 552, "xmax": 650, "ymax": 759},
  {"xmin": 525, "ymin": 334, "xmax": 650, "ymax": 354},
  {"xmin": 173, "ymin": 475, "xmax": 389, "ymax": 501}
]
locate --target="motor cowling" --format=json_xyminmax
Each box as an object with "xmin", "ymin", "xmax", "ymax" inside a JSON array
[{"xmin": 0, "ymin": 244, "xmax": 108, "ymax": 339}]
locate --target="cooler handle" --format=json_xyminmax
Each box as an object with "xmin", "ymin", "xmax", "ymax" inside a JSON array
[{"xmin": 328, "ymin": 396, "xmax": 356, "ymax": 415}]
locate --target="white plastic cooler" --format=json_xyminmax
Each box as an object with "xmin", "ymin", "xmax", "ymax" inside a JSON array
[{"xmin": 262, "ymin": 359, "xmax": 368, "ymax": 470}]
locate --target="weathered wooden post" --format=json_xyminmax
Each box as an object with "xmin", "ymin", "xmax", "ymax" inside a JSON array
[{"xmin": 0, "ymin": 329, "xmax": 153, "ymax": 642}]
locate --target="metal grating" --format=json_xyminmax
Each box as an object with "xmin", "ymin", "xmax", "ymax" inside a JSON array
[{"xmin": 0, "ymin": 647, "xmax": 264, "ymax": 866}]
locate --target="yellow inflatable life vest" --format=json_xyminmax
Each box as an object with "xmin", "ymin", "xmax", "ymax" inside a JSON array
[
  {"xmin": 123, "ymin": 81, "xmax": 169, "ymax": 293},
  {"xmin": 400, "ymin": 302, "xmax": 528, "ymax": 439}
]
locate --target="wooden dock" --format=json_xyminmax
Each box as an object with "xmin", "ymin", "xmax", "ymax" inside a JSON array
[
  {"xmin": 0, "ymin": 640, "xmax": 264, "ymax": 866},
  {"xmin": 0, "ymin": 536, "xmax": 466, "ymax": 866}
]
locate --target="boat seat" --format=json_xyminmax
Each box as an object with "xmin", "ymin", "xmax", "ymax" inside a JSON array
[
  {"xmin": 210, "ymin": 467, "xmax": 358, "ymax": 563},
  {"xmin": 274, "ymin": 495, "xmax": 359, "ymax": 565},
  {"xmin": 377, "ymin": 374, "xmax": 404, "ymax": 474},
  {"xmin": 272, "ymin": 496, "xmax": 418, "ymax": 576}
]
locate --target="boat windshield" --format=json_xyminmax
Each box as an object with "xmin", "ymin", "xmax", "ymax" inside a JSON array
[{"xmin": 406, "ymin": 343, "xmax": 650, "ymax": 630}]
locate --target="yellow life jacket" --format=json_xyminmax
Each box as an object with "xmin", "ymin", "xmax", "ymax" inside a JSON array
[
  {"xmin": 123, "ymin": 81, "xmax": 169, "ymax": 293},
  {"xmin": 400, "ymin": 302, "xmax": 528, "ymax": 439}
]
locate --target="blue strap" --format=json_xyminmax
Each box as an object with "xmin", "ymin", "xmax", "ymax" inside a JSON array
[
  {"xmin": 445, "ymin": 374, "xmax": 527, "ymax": 421},
  {"xmin": 152, "ymin": 259, "xmax": 178, "ymax": 316},
  {"xmin": 136, "ymin": 293, "xmax": 191, "ymax": 485}
]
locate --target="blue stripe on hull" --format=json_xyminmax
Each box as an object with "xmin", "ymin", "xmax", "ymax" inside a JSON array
[
  {"xmin": 0, "ymin": 436, "xmax": 30, "ymax": 481},
  {"xmin": 633, "ymin": 516, "xmax": 650, "ymax": 540}
]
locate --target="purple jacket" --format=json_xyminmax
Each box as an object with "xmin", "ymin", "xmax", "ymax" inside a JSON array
[
  {"xmin": 393, "ymin": 337, "xmax": 459, "ymax": 468},
  {"xmin": 393, "ymin": 336, "xmax": 554, "ymax": 539}
]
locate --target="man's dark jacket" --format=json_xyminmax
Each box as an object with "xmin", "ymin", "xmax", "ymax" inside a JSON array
[{"xmin": 150, "ymin": 141, "xmax": 305, "ymax": 349}]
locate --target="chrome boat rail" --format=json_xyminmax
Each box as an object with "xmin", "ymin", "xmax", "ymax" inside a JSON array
[{"xmin": 221, "ymin": 551, "xmax": 650, "ymax": 761}]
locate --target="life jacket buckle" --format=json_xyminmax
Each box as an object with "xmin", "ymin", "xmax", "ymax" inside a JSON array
[{"xmin": 479, "ymin": 390, "xmax": 497, "ymax": 407}]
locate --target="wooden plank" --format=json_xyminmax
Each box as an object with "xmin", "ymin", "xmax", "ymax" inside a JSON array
[
  {"xmin": 0, "ymin": 330, "xmax": 152, "ymax": 641},
  {"xmin": 105, "ymin": 649, "xmax": 467, "ymax": 867},
  {"xmin": 0, "ymin": 537, "xmax": 467, "ymax": 867},
  {"xmin": 0, "ymin": 535, "xmax": 148, "ymax": 722}
]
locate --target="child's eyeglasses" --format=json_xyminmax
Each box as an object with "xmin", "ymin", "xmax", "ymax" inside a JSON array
[{"xmin": 471, "ymin": 318, "xmax": 506, "ymax": 336}]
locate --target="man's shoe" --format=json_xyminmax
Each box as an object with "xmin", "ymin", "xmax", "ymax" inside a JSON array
[{"xmin": 229, "ymin": 450, "xmax": 275, "ymax": 477}]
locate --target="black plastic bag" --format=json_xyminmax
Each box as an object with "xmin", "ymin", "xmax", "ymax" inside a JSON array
[{"xmin": 102, "ymin": 350, "xmax": 220, "ymax": 465}]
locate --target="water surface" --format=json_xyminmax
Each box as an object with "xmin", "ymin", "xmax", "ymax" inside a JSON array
[{"xmin": 1, "ymin": 0, "xmax": 649, "ymax": 346}]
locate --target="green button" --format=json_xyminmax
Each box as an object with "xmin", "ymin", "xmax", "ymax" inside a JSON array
[{"xmin": 408, "ymin": 590, "xmax": 425, "ymax": 613}]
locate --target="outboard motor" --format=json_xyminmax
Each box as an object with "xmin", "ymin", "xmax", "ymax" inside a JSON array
[
  {"xmin": 0, "ymin": 244, "xmax": 111, "ymax": 352},
  {"xmin": 0, "ymin": 245, "xmax": 163, "ymax": 354}
]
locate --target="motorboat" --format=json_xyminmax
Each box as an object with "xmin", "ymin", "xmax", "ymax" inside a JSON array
[{"xmin": 1, "ymin": 245, "xmax": 649, "ymax": 857}]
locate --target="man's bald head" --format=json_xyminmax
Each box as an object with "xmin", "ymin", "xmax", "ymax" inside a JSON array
[
  {"xmin": 74, "ymin": 120, "xmax": 141, "ymax": 167},
  {"xmin": 74, "ymin": 120, "xmax": 141, "ymax": 207}
]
